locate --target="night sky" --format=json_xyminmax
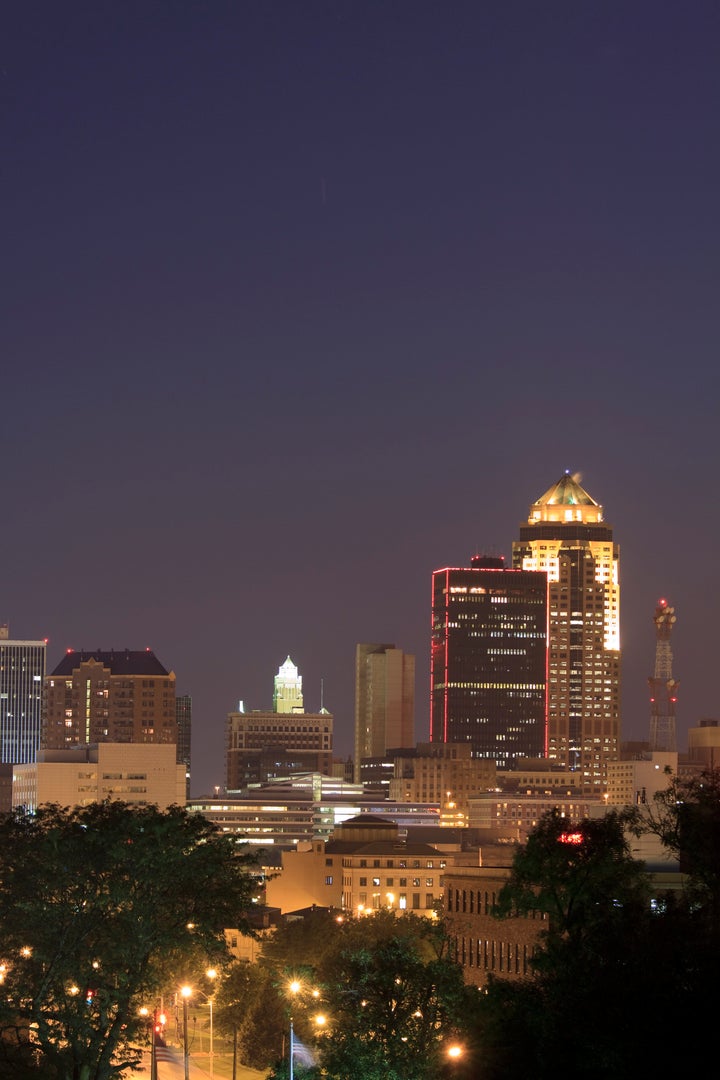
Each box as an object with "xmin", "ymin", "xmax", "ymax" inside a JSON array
[{"xmin": 4, "ymin": 2, "xmax": 720, "ymax": 796}]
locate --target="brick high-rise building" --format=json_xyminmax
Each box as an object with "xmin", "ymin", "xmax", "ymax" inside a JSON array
[
  {"xmin": 43, "ymin": 649, "xmax": 177, "ymax": 750},
  {"xmin": 430, "ymin": 557, "xmax": 547, "ymax": 768},
  {"xmin": 512, "ymin": 473, "xmax": 621, "ymax": 791}
]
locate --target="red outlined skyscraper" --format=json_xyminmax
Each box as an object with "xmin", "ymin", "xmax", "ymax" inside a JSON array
[{"xmin": 429, "ymin": 556, "xmax": 547, "ymax": 768}]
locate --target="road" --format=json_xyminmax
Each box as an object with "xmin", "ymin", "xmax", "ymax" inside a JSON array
[{"xmin": 132, "ymin": 1048, "xmax": 269, "ymax": 1080}]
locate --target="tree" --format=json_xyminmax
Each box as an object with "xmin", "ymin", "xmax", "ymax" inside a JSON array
[
  {"xmin": 263, "ymin": 912, "xmax": 479, "ymax": 1080},
  {"xmin": 0, "ymin": 801, "xmax": 258, "ymax": 1080},
  {"xmin": 476, "ymin": 808, "xmax": 686, "ymax": 1079},
  {"xmin": 215, "ymin": 962, "xmax": 288, "ymax": 1070},
  {"xmin": 639, "ymin": 766, "xmax": 720, "ymax": 923},
  {"xmin": 494, "ymin": 807, "xmax": 651, "ymax": 950},
  {"xmin": 317, "ymin": 933, "xmax": 474, "ymax": 1080}
]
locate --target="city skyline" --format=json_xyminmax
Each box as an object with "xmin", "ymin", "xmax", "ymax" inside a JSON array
[{"xmin": 4, "ymin": 4, "xmax": 719, "ymax": 795}]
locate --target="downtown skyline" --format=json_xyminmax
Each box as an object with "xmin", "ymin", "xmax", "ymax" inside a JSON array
[{"xmin": 3, "ymin": 3, "xmax": 719, "ymax": 795}]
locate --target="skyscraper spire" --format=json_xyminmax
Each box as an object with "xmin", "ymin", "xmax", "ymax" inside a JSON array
[{"xmin": 648, "ymin": 599, "xmax": 678, "ymax": 752}]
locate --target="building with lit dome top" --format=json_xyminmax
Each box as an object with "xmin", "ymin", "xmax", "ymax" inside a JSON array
[{"xmin": 513, "ymin": 472, "xmax": 620, "ymax": 792}]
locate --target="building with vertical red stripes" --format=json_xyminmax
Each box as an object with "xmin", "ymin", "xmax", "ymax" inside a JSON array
[{"xmin": 429, "ymin": 556, "xmax": 547, "ymax": 768}]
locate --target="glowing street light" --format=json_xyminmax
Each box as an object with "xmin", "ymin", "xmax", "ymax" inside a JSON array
[
  {"xmin": 180, "ymin": 970, "xmax": 218, "ymax": 1080},
  {"xmin": 180, "ymin": 985, "xmax": 192, "ymax": 1080},
  {"xmin": 205, "ymin": 968, "xmax": 217, "ymax": 1079},
  {"xmin": 446, "ymin": 1042, "xmax": 464, "ymax": 1063}
]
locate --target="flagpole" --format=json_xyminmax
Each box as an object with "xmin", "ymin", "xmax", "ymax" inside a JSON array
[{"xmin": 289, "ymin": 1020, "xmax": 294, "ymax": 1080}]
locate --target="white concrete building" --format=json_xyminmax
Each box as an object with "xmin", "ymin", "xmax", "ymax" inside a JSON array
[{"xmin": 12, "ymin": 742, "xmax": 186, "ymax": 811}]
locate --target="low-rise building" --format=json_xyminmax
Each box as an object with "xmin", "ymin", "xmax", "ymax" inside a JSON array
[
  {"xmin": 389, "ymin": 743, "xmax": 496, "ymax": 818},
  {"xmin": 687, "ymin": 720, "xmax": 720, "ymax": 769},
  {"xmin": 605, "ymin": 751, "xmax": 677, "ymax": 806},
  {"xmin": 266, "ymin": 815, "xmax": 450, "ymax": 916},
  {"xmin": 12, "ymin": 742, "xmax": 186, "ymax": 811},
  {"xmin": 467, "ymin": 791, "xmax": 600, "ymax": 842},
  {"xmin": 189, "ymin": 772, "xmax": 443, "ymax": 849},
  {"xmin": 444, "ymin": 848, "xmax": 546, "ymax": 987}
]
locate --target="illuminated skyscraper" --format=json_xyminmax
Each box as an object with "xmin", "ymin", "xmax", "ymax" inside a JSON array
[
  {"xmin": 0, "ymin": 624, "xmax": 47, "ymax": 764},
  {"xmin": 429, "ymin": 558, "xmax": 547, "ymax": 767},
  {"xmin": 354, "ymin": 644, "xmax": 415, "ymax": 783},
  {"xmin": 512, "ymin": 473, "xmax": 620, "ymax": 791}
]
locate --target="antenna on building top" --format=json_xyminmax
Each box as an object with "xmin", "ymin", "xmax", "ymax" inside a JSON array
[{"xmin": 320, "ymin": 677, "xmax": 324, "ymax": 711}]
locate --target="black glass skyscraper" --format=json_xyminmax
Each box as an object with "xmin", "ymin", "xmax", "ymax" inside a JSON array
[{"xmin": 430, "ymin": 556, "xmax": 547, "ymax": 767}]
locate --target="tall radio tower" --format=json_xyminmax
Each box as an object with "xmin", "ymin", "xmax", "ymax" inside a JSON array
[{"xmin": 648, "ymin": 599, "xmax": 678, "ymax": 752}]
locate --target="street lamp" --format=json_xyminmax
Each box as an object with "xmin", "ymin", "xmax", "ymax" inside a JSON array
[
  {"xmin": 181, "ymin": 970, "xmax": 217, "ymax": 1080},
  {"xmin": 288, "ymin": 980, "xmax": 299, "ymax": 1080},
  {"xmin": 180, "ymin": 986, "xmax": 192, "ymax": 1080},
  {"xmin": 205, "ymin": 968, "xmax": 217, "ymax": 1079},
  {"xmin": 139, "ymin": 1007, "xmax": 156, "ymax": 1080}
]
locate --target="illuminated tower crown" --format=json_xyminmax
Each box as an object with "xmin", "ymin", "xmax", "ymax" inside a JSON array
[
  {"xmin": 273, "ymin": 656, "xmax": 304, "ymax": 713},
  {"xmin": 529, "ymin": 472, "xmax": 603, "ymax": 524}
]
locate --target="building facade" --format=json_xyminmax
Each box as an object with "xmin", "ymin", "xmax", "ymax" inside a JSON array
[
  {"xmin": 226, "ymin": 658, "xmax": 333, "ymax": 790},
  {"xmin": 444, "ymin": 853, "xmax": 546, "ymax": 987},
  {"xmin": 0, "ymin": 624, "xmax": 46, "ymax": 764},
  {"xmin": 466, "ymin": 791, "xmax": 600, "ymax": 842},
  {"xmin": 226, "ymin": 710, "xmax": 334, "ymax": 789},
  {"xmin": 354, "ymin": 644, "xmax": 415, "ymax": 783},
  {"xmin": 513, "ymin": 473, "xmax": 620, "ymax": 791},
  {"xmin": 188, "ymin": 773, "xmax": 444, "ymax": 848},
  {"xmin": 176, "ymin": 693, "xmax": 192, "ymax": 797},
  {"xmin": 430, "ymin": 557, "xmax": 547, "ymax": 768},
  {"xmin": 687, "ymin": 719, "xmax": 720, "ymax": 768},
  {"xmin": 265, "ymin": 817, "xmax": 451, "ymax": 917},
  {"xmin": 389, "ymin": 743, "xmax": 497, "ymax": 820},
  {"xmin": 43, "ymin": 649, "xmax": 177, "ymax": 750},
  {"xmin": 12, "ymin": 742, "xmax": 186, "ymax": 811}
]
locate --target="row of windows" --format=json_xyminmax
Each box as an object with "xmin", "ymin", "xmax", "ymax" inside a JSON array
[
  {"xmin": 355, "ymin": 893, "xmax": 435, "ymax": 910},
  {"xmin": 447, "ymin": 887, "xmax": 548, "ymax": 918},
  {"xmin": 454, "ymin": 936, "xmax": 536, "ymax": 975},
  {"xmin": 357, "ymin": 877, "xmax": 436, "ymax": 888},
  {"xmin": 351, "ymin": 858, "xmax": 441, "ymax": 869}
]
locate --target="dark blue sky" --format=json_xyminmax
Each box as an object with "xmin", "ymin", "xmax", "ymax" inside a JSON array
[{"xmin": 3, "ymin": 1, "xmax": 719, "ymax": 795}]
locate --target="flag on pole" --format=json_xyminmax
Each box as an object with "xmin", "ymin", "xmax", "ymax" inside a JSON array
[
  {"xmin": 290, "ymin": 1020, "xmax": 318, "ymax": 1078},
  {"xmin": 154, "ymin": 1030, "xmax": 182, "ymax": 1065},
  {"xmin": 292, "ymin": 1035, "xmax": 317, "ymax": 1067}
]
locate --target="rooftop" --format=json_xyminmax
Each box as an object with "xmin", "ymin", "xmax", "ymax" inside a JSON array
[{"xmin": 51, "ymin": 649, "xmax": 170, "ymax": 677}]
